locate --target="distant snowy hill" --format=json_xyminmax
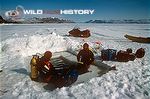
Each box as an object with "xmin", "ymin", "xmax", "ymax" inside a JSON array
[
  {"xmin": 86, "ymin": 19, "xmax": 150, "ymax": 24},
  {"xmin": 0, "ymin": 16, "xmax": 74, "ymax": 23},
  {"xmin": 0, "ymin": 16, "xmax": 6, "ymax": 23},
  {"xmin": 23, "ymin": 17, "xmax": 74, "ymax": 23}
]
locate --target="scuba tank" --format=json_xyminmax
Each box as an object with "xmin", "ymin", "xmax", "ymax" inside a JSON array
[{"xmin": 30, "ymin": 55, "xmax": 39, "ymax": 81}]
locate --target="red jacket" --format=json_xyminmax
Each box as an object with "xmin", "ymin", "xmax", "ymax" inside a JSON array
[{"xmin": 37, "ymin": 56, "xmax": 53, "ymax": 73}]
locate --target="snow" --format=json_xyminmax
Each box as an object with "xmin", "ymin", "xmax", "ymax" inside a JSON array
[{"xmin": 0, "ymin": 23, "xmax": 150, "ymax": 99}]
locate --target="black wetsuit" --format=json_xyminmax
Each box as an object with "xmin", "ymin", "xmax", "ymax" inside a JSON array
[{"xmin": 77, "ymin": 49, "xmax": 94, "ymax": 66}]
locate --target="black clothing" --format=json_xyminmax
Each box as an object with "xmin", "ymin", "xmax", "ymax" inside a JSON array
[{"xmin": 77, "ymin": 49, "xmax": 94, "ymax": 66}]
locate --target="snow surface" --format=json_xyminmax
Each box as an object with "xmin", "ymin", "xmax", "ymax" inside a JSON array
[{"xmin": 0, "ymin": 23, "xmax": 150, "ymax": 99}]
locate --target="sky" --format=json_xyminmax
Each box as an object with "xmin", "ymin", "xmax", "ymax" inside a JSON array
[{"xmin": 0, "ymin": 0, "xmax": 150, "ymax": 22}]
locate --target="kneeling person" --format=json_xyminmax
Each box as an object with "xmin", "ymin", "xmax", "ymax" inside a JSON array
[
  {"xmin": 77, "ymin": 43, "xmax": 94, "ymax": 70},
  {"xmin": 37, "ymin": 51, "xmax": 54, "ymax": 82}
]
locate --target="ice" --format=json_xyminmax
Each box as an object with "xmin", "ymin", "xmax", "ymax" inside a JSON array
[{"xmin": 0, "ymin": 23, "xmax": 150, "ymax": 99}]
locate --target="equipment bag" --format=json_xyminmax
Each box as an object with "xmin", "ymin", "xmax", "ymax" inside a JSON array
[
  {"xmin": 116, "ymin": 50, "xmax": 129, "ymax": 62},
  {"xmin": 135, "ymin": 48, "xmax": 145, "ymax": 58},
  {"xmin": 101, "ymin": 49, "xmax": 117, "ymax": 61},
  {"xmin": 129, "ymin": 53, "xmax": 136, "ymax": 61}
]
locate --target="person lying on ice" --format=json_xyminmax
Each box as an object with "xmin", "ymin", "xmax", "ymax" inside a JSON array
[
  {"xmin": 37, "ymin": 51, "xmax": 54, "ymax": 82},
  {"xmin": 77, "ymin": 43, "xmax": 94, "ymax": 70}
]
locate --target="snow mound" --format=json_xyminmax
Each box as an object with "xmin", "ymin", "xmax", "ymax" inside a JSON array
[
  {"xmin": 1, "ymin": 31, "xmax": 101, "ymax": 58},
  {"xmin": 1, "ymin": 32, "xmax": 69, "ymax": 57}
]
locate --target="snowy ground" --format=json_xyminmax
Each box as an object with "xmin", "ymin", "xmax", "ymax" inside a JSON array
[{"xmin": 0, "ymin": 23, "xmax": 150, "ymax": 99}]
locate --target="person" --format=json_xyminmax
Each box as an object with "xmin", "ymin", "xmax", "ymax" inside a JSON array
[
  {"xmin": 77, "ymin": 43, "xmax": 94, "ymax": 70},
  {"xmin": 37, "ymin": 51, "xmax": 54, "ymax": 82}
]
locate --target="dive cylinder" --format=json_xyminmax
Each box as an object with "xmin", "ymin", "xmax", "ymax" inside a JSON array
[{"xmin": 30, "ymin": 55, "xmax": 39, "ymax": 81}]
